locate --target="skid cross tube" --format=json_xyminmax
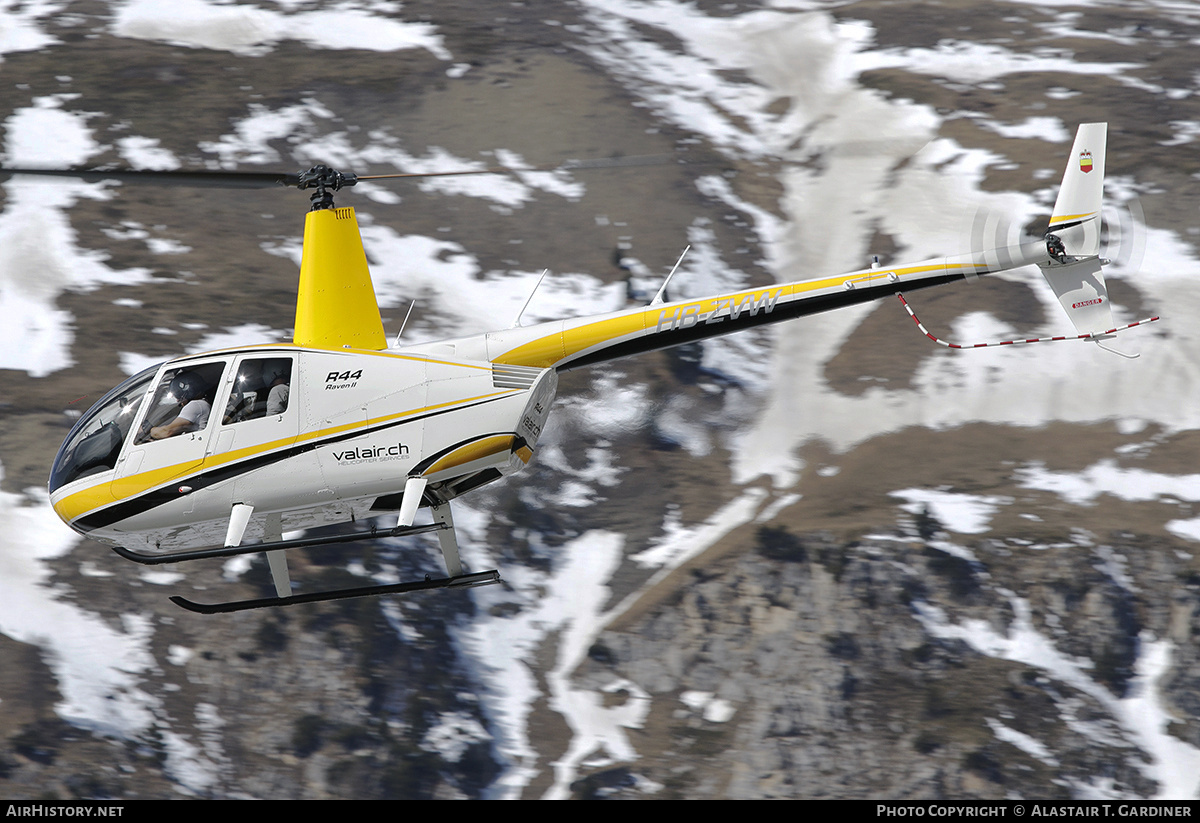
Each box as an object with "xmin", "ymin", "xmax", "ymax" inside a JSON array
[{"xmin": 112, "ymin": 522, "xmax": 449, "ymax": 565}]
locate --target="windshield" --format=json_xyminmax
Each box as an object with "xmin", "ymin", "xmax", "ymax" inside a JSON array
[{"xmin": 49, "ymin": 363, "xmax": 161, "ymax": 493}]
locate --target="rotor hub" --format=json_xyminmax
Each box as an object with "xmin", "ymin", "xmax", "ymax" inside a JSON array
[
  {"xmin": 295, "ymin": 164, "xmax": 358, "ymax": 210},
  {"xmin": 1045, "ymin": 232, "xmax": 1069, "ymax": 264}
]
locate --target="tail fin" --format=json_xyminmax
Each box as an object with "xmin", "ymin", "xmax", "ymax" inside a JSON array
[
  {"xmin": 1048, "ymin": 122, "xmax": 1107, "ymax": 256},
  {"xmin": 1040, "ymin": 122, "xmax": 1112, "ymax": 335}
]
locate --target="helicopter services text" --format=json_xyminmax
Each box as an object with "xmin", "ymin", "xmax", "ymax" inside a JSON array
[{"xmin": 332, "ymin": 442, "xmax": 410, "ymax": 465}]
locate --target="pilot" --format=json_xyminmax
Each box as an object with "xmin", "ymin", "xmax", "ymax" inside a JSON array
[{"xmin": 150, "ymin": 371, "xmax": 211, "ymax": 440}]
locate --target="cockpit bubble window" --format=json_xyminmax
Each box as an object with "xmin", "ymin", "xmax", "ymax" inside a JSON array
[
  {"xmin": 135, "ymin": 362, "xmax": 226, "ymax": 444},
  {"xmin": 49, "ymin": 363, "xmax": 160, "ymax": 492},
  {"xmin": 223, "ymin": 357, "xmax": 292, "ymax": 424}
]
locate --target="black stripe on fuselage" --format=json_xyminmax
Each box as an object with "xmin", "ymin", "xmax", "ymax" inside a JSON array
[
  {"xmin": 559, "ymin": 272, "xmax": 964, "ymax": 372},
  {"xmin": 1048, "ymin": 219, "xmax": 1087, "ymax": 232},
  {"xmin": 75, "ymin": 393, "xmax": 515, "ymax": 532}
]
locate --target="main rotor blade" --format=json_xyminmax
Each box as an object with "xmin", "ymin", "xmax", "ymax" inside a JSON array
[
  {"xmin": 0, "ymin": 153, "xmax": 675, "ymax": 190},
  {"xmin": 0, "ymin": 165, "xmax": 539, "ymax": 188},
  {"xmin": 0, "ymin": 166, "xmax": 302, "ymax": 189},
  {"xmin": 559, "ymin": 153, "xmax": 673, "ymax": 170},
  {"xmin": 356, "ymin": 153, "xmax": 674, "ymax": 181},
  {"xmin": 356, "ymin": 168, "xmax": 507, "ymax": 181}
]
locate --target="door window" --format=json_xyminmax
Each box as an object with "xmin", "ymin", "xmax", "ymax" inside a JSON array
[
  {"xmin": 136, "ymin": 362, "xmax": 226, "ymax": 444},
  {"xmin": 223, "ymin": 357, "xmax": 292, "ymax": 424}
]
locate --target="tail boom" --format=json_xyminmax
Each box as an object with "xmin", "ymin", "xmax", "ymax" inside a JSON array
[{"xmin": 404, "ymin": 241, "xmax": 1049, "ymax": 372}]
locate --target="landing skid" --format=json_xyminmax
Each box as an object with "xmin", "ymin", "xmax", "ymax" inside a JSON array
[
  {"xmin": 169, "ymin": 569, "xmax": 502, "ymax": 614},
  {"xmin": 114, "ymin": 492, "xmax": 497, "ymax": 613}
]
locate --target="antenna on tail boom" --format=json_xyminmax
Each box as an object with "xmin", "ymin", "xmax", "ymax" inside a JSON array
[
  {"xmin": 650, "ymin": 245, "xmax": 690, "ymax": 307},
  {"xmin": 513, "ymin": 270, "xmax": 550, "ymax": 328}
]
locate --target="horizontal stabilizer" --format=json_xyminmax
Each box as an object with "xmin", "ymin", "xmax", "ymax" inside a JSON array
[{"xmin": 1039, "ymin": 256, "xmax": 1113, "ymax": 335}]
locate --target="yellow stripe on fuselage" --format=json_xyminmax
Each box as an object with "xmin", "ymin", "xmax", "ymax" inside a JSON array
[
  {"xmin": 424, "ymin": 435, "xmax": 516, "ymax": 475},
  {"xmin": 52, "ymin": 483, "xmax": 120, "ymax": 526},
  {"xmin": 168, "ymin": 342, "xmax": 495, "ymax": 373},
  {"xmin": 1048, "ymin": 211, "xmax": 1097, "ymax": 226},
  {"xmin": 52, "ymin": 388, "xmax": 517, "ymax": 526}
]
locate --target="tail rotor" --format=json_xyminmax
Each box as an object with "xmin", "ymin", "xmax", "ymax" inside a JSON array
[
  {"xmin": 968, "ymin": 207, "xmax": 1034, "ymax": 278},
  {"xmin": 901, "ymin": 122, "xmax": 1159, "ymax": 355},
  {"xmin": 1103, "ymin": 195, "xmax": 1147, "ymax": 275}
]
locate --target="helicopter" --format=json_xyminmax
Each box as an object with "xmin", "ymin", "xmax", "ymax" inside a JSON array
[{"xmin": 34, "ymin": 122, "xmax": 1156, "ymax": 614}]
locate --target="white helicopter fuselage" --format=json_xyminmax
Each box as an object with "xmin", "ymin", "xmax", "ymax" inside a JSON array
[{"xmin": 49, "ymin": 345, "xmax": 556, "ymax": 553}]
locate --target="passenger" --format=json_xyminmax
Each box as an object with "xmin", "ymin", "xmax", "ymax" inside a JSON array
[
  {"xmin": 224, "ymin": 360, "xmax": 265, "ymax": 424},
  {"xmin": 265, "ymin": 366, "xmax": 290, "ymax": 416}
]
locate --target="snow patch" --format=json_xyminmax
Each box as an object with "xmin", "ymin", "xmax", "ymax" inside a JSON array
[{"xmin": 111, "ymin": 0, "xmax": 450, "ymax": 59}]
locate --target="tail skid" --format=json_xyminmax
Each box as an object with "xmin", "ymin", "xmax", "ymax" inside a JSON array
[{"xmin": 896, "ymin": 292, "xmax": 1159, "ymax": 356}]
